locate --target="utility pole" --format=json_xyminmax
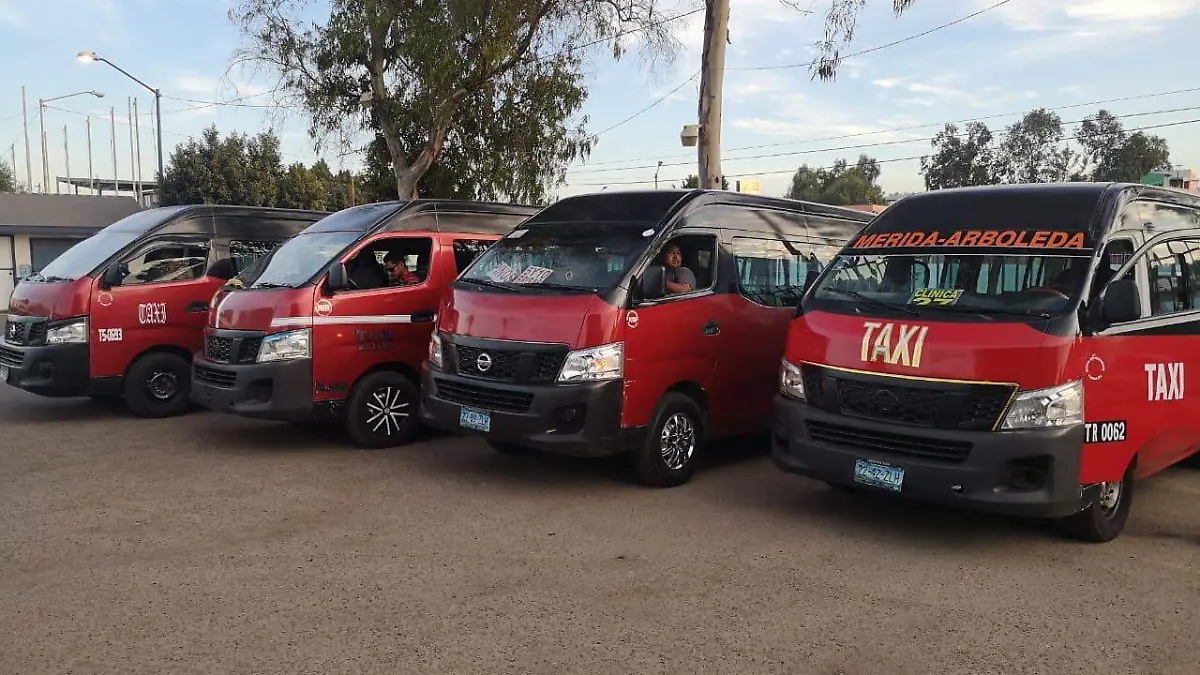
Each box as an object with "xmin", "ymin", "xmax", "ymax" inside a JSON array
[
  {"xmin": 38, "ymin": 99, "xmax": 48, "ymax": 192},
  {"xmin": 127, "ymin": 97, "xmax": 138, "ymax": 203},
  {"xmin": 21, "ymin": 86, "xmax": 32, "ymax": 192},
  {"xmin": 63, "ymin": 125, "xmax": 73, "ymax": 194},
  {"xmin": 133, "ymin": 98, "xmax": 143, "ymax": 204},
  {"xmin": 86, "ymin": 117, "xmax": 94, "ymax": 194},
  {"xmin": 110, "ymin": 107, "xmax": 118, "ymax": 194},
  {"xmin": 697, "ymin": 0, "xmax": 730, "ymax": 190}
]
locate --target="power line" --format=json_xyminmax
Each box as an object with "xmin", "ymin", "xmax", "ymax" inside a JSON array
[
  {"xmin": 568, "ymin": 117, "xmax": 1200, "ymax": 187},
  {"xmin": 732, "ymin": 0, "xmax": 1016, "ymax": 72},
  {"xmin": 584, "ymin": 0, "xmax": 1015, "ymax": 143},
  {"xmin": 569, "ymin": 104, "xmax": 1200, "ymax": 176},
  {"xmin": 575, "ymin": 85, "xmax": 1200, "ymax": 169},
  {"xmin": 537, "ymin": 7, "xmax": 705, "ymax": 63}
]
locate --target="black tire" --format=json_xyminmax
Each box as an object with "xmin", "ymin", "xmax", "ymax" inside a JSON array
[
  {"xmin": 632, "ymin": 392, "xmax": 705, "ymax": 488},
  {"xmin": 487, "ymin": 440, "xmax": 531, "ymax": 455},
  {"xmin": 1059, "ymin": 464, "xmax": 1134, "ymax": 543},
  {"xmin": 123, "ymin": 352, "xmax": 193, "ymax": 418},
  {"xmin": 344, "ymin": 371, "xmax": 421, "ymax": 448}
]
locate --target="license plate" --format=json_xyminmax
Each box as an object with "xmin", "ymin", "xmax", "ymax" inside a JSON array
[
  {"xmin": 459, "ymin": 406, "xmax": 491, "ymax": 432},
  {"xmin": 0, "ymin": 365, "xmax": 9, "ymax": 383},
  {"xmin": 853, "ymin": 459, "xmax": 904, "ymax": 492}
]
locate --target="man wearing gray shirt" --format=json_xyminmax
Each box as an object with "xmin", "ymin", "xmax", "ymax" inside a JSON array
[{"xmin": 662, "ymin": 241, "xmax": 696, "ymax": 294}]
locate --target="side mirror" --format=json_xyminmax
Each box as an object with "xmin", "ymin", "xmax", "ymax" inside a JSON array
[
  {"xmin": 326, "ymin": 263, "xmax": 349, "ymax": 293},
  {"xmin": 1099, "ymin": 278, "xmax": 1141, "ymax": 325},
  {"xmin": 99, "ymin": 264, "xmax": 123, "ymax": 290},
  {"xmin": 639, "ymin": 264, "xmax": 666, "ymax": 301}
]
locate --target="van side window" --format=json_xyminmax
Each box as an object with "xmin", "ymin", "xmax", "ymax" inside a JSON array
[
  {"xmin": 1146, "ymin": 238, "xmax": 1200, "ymax": 315},
  {"xmin": 229, "ymin": 240, "xmax": 277, "ymax": 273},
  {"xmin": 453, "ymin": 239, "xmax": 494, "ymax": 274},
  {"xmin": 656, "ymin": 234, "xmax": 717, "ymax": 295},
  {"xmin": 1088, "ymin": 239, "xmax": 1135, "ymax": 299},
  {"xmin": 731, "ymin": 237, "xmax": 817, "ymax": 307},
  {"xmin": 119, "ymin": 239, "xmax": 211, "ymax": 286},
  {"xmin": 344, "ymin": 237, "xmax": 434, "ymax": 291}
]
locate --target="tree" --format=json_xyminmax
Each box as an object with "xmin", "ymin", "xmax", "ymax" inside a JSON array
[
  {"xmin": 0, "ymin": 160, "xmax": 17, "ymax": 193},
  {"xmin": 278, "ymin": 163, "xmax": 330, "ymax": 211},
  {"xmin": 1076, "ymin": 110, "xmax": 1171, "ymax": 182},
  {"xmin": 159, "ymin": 126, "xmax": 289, "ymax": 207},
  {"xmin": 784, "ymin": 154, "xmax": 885, "ymax": 205},
  {"xmin": 920, "ymin": 122, "xmax": 996, "ymax": 190},
  {"xmin": 993, "ymin": 108, "xmax": 1076, "ymax": 184},
  {"xmin": 231, "ymin": 0, "xmax": 678, "ymax": 201},
  {"xmin": 811, "ymin": 1, "xmax": 919, "ymax": 80},
  {"xmin": 679, "ymin": 174, "xmax": 727, "ymax": 190}
]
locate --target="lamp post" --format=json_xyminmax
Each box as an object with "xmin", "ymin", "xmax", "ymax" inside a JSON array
[
  {"xmin": 654, "ymin": 160, "xmax": 663, "ymax": 189},
  {"xmin": 38, "ymin": 90, "xmax": 104, "ymax": 193},
  {"xmin": 78, "ymin": 50, "xmax": 163, "ymax": 187}
]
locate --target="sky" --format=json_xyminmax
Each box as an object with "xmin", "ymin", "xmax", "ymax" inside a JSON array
[{"xmin": 1, "ymin": 0, "xmax": 1199, "ymax": 201}]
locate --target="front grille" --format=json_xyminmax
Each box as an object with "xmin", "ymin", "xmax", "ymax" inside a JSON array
[
  {"xmin": 195, "ymin": 364, "xmax": 237, "ymax": 389},
  {"xmin": 453, "ymin": 343, "xmax": 566, "ymax": 383},
  {"xmin": 3, "ymin": 320, "xmax": 44, "ymax": 346},
  {"xmin": 803, "ymin": 365, "xmax": 1016, "ymax": 431},
  {"xmin": 433, "ymin": 378, "xmax": 534, "ymax": 413},
  {"xmin": 0, "ymin": 346, "xmax": 22, "ymax": 368},
  {"xmin": 205, "ymin": 334, "xmax": 262, "ymax": 364},
  {"xmin": 808, "ymin": 420, "xmax": 973, "ymax": 463}
]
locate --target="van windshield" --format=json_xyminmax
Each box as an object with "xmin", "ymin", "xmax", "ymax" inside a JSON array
[
  {"xmin": 248, "ymin": 231, "xmax": 361, "ymax": 288},
  {"xmin": 457, "ymin": 221, "xmax": 657, "ymax": 293},
  {"xmin": 31, "ymin": 229, "xmax": 143, "ymax": 282},
  {"xmin": 808, "ymin": 252, "xmax": 1092, "ymax": 318}
]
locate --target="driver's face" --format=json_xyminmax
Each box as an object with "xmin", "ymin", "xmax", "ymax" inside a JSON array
[{"xmin": 664, "ymin": 246, "xmax": 682, "ymax": 268}]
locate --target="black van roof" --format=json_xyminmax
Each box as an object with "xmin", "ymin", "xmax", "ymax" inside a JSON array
[
  {"xmin": 107, "ymin": 204, "xmax": 328, "ymax": 235},
  {"xmin": 894, "ymin": 182, "xmax": 1200, "ymax": 209},
  {"xmin": 537, "ymin": 189, "xmax": 876, "ymax": 226},
  {"xmin": 304, "ymin": 199, "xmax": 541, "ymax": 236}
]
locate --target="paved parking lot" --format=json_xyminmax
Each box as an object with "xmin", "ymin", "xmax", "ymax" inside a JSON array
[{"xmin": 2, "ymin": 384, "xmax": 1198, "ymax": 675}]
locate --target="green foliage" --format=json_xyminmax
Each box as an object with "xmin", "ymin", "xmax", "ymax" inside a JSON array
[
  {"xmin": 231, "ymin": 0, "xmax": 678, "ymax": 201},
  {"xmin": 919, "ymin": 108, "xmax": 1173, "ymax": 189},
  {"xmin": 159, "ymin": 125, "xmax": 350, "ymax": 211},
  {"xmin": 811, "ymin": 0, "xmax": 918, "ymax": 80},
  {"xmin": 785, "ymin": 155, "xmax": 885, "ymax": 205},
  {"xmin": 1075, "ymin": 110, "xmax": 1171, "ymax": 182},
  {"xmin": 0, "ymin": 160, "xmax": 17, "ymax": 193},
  {"xmin": 679, "ymin": 175, "xmax": 727, "ymax": 190}
]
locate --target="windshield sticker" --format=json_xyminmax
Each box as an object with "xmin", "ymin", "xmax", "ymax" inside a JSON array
[
  {"xmin": 851, "ymin": 229, "xmax": 1088, "ymax": 250},
  {"xmin": 487, "ymin": 262, "xmax": 520, "ymax": 282},
  {"xmin": 861, "ymin": 321, "xmax": 929, "ymax": 369},
  {"xmin": 513, "ymin": 265, "xmax": 554, "ymax": 284},
  {"xmin": 908, "ymin": 288, "xmax": 963, "ymax": 306},
  {"xmin": 507, "ymin": 229, "xmax": 528, "ymax": 239}
]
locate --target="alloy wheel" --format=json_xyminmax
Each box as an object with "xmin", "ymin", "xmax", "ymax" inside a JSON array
[
  {"xmin": 659, "ymin": 412, "xmax": 696, "ymax": 470},
  {"xmin": 365, "ymin": 386, "xmax": 411, "ymax": 437}
]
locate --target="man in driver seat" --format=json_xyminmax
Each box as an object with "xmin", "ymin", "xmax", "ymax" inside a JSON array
[
  {"xmin": 384, "ymin": 250, "xmax": 421, "ymax": 286},
  {"xmin": 662, "ymin": 241, "xmax": 696, "ymax": 294}
]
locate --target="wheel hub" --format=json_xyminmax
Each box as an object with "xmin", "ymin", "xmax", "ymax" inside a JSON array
[
  {"xmin": 1099, "ymin": 480, "xmax": 1121, "ymax": 511},
  {"xmin": 146, "ymin": 371, "xmax": 178, "ymax": 401},
  {"xmin": 365, "ymin": 386, "xmax": 410, "ymax": 437},
  {"xmin": 659, "ymin": 412, "xmax": 695, "ymax": 470}
]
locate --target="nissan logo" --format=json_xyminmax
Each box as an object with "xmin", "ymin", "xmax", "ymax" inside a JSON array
[
  {"xmin": 476, "ymin": 352, "xmax": 493, "ymax": 373},
  {"xmin": 872, "ymin": 388, "xmax": 900, "ymax": 412}
]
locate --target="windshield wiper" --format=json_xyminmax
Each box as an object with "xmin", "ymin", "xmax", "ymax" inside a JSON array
[
  {"xmin": 250, "ymin": 282, "xmax": 294, "ymax": 289},
  {"xmin": 457, "ymin": 277, "xmax": 518, "ymax": 293},
  {"xmin": 26, "ymin": 274, "xmax": 74, "ymax": 283},
  {"xmin": 518, "ymin": 281, "xmax": 595, "ymax": 293},
  {"xmin": 916, "ymin": 304, "xmax": 1051, "ymax": 320},
  {"xmin": 823, "ymin": 288, "xmax": 920, "ymax": 316}
]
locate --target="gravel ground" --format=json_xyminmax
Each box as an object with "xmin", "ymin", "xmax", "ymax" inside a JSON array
[{"xmin": 1, "ymin": 385, "xmax": 1197, "ymax": 675}]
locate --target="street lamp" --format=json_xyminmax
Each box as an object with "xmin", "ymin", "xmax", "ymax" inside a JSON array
[
  {"xmin": 78, "ymin": 50, "xmax": 164, "ymax": 186},
  {"xmin": 654, "ymin": 160, "xmax": 663, "ymax": 189},
  {"xmin": 38, "ymin": 90, "xmax": 104, "ymax": 193}
]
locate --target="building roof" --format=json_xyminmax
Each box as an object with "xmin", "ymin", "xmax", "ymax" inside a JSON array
[{"xmin": 0, "ymin": 193, "xmax": 144, "ymax": 237}]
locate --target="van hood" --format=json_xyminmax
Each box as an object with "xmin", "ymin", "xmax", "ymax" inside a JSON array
[
  {"xmin": 787, "ymin": 310, "xmax": 1077, "ymax": 390},
  {"xmin": 213, "ymin": 287, "xmax": 316, "ymax": 332},
  {"xmin": 439, "ymin": 287, "xmax": 620, "ymax": 349},
  {"xmin": 7, "ymin": 279, "xmax": 92, "ymax": 319}
]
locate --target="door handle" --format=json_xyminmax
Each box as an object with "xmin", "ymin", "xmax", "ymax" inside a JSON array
[
  {"xmin": 411, "ymin": 310, "xmax": 436, "ymax": 323},
  {"xmin": 702, "ymin": 320, "xmax": 720, "ymax": 336},
  {"xmin": 187, "ymin": 301, "xmax": 209, "ymax": 313}
]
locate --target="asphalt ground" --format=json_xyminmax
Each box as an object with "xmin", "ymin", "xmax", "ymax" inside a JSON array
[{"xmin": 2, "ymin": 384, "xmax": 1198, "ymax": 675}]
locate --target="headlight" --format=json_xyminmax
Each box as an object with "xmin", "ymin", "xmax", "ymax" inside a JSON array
[
  {"xmin": 1000, "ymin": 380, "xmax": 1083, "ymax": 430},
  {"xmin": 257, "ymin": 328, "xmax": 311, "ymax": 363},
  {"xmin": 427, "ymin": 332, "xmax": 444, "ymax": 370},
  {"xmin": 557, "ymin": 341, "xmax": 623, "ymax": 382},
  {"xmin": 779, "ymin": 359, "xmax": 806, "ymax": 401},
  {"xmin": 46, "ymin": 318, "xmax": 88, "ymax": 345}
]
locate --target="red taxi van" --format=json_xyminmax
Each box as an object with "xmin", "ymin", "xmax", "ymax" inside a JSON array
[
  {"xmin": 772, "ymin": 183, "xmax": 1200, "ymax": 542},
  {"xmin": 419, "ymin": 190, "xmax": 873, "ymax": 486},
  {"xmin": 2, "ymin": 205, "xmax": 322, "ymax": 417},
  {"xmin": 190, "ymin": 199, "xmax": 539, "ymax": 447}
]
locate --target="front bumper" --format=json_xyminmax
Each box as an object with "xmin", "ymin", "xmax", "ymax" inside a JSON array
[
  {"xmin": 420, "ymin": 367, "xmax": 630, "ymax": 457},
  {"xmin": 771, "ymin": 395, "xmax": 1085, "ymax": 519},
  {"xmin": 0, "ymin": 340, "xmax": 98, "ymax": 397},
  {"xmin": 190, "ymin": 355, "xmax": 318, "ymax": 422}
]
